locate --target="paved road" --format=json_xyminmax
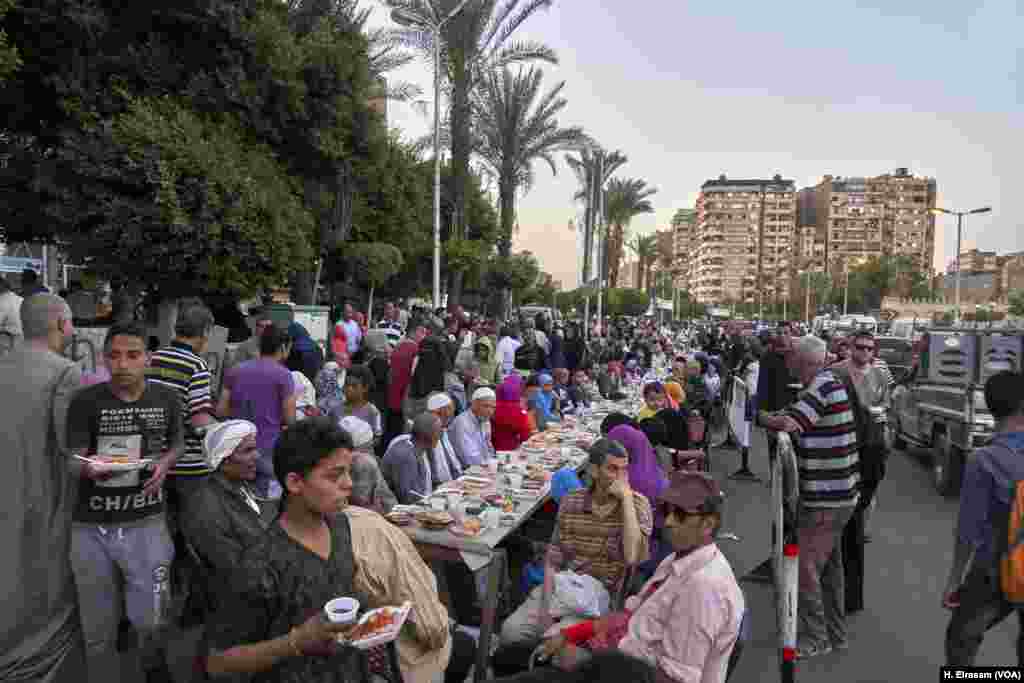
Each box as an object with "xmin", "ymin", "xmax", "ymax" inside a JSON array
[{"xmin": 715, "ymin": 429, "xmax": 1018, "ymax": 682}]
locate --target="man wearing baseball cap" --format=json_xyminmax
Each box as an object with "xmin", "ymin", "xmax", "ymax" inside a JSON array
[{"xmin": 540, "ymin": 471, "xmax": 745, "ymax": 683}]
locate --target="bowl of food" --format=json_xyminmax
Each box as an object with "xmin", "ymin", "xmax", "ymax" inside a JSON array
[
  {"xmin": 324, "ymin": 597, "xmax": 360, "ymax": 624},
  {"xmin": 449, "ymin": 516, "xmax": 484, "ymax": 537}
]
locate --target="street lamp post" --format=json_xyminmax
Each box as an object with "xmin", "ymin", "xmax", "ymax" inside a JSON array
[
  {"xmin": 392, "ymin": 0, "xmax": 473, "ymax": 311},
  {"xmin": 932, "ymin": 206, "xmax": 993, "ymax": 323}
]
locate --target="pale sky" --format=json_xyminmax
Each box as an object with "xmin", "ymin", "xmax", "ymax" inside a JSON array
[{"xmin": 373, "ymin": 0, "xmax": 1023, "ymax": 288}]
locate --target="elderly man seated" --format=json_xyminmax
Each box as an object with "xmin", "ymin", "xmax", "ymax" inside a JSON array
[
  {"xmin": 492, "ymin": 439, "xmax": 654, "ymax": 676},
  {"xmin": 180, "ymin": 420, "xmax": 276, "ymax": 614},
  {"xmin": 538, "ymin": 472, "xmax": 745, "ymax": 683},
  {"xmin": 382, "ymin": 412, "xmax": 443, "ymax": 504},
  {"xmin": 340, "ymin": 416, "xmax": 397, "ymax": 514},
  {"xmin": 427, "ymin": 392, "xmax": 464, "ymax": 484},
  {"xmin": 449, "ymin": 387, "xmax": 497, "ymax": 468}
]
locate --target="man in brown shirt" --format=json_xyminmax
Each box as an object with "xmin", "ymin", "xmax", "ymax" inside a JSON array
[{"xmin": 496, "ymin": 439, "xmax": 653, "ymax": 659}]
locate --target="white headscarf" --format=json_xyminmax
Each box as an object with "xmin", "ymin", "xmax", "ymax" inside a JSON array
[
  {"xmin": 204, "ymin": 420, "xmax": 258, "ymax": 470},
  {"xmin": 340, "ymin": 416, "xmax": 374, "ymax": 450},
  {"xmin": 291, "ymin": 371, "xmax": 317, "ymax": 414}
]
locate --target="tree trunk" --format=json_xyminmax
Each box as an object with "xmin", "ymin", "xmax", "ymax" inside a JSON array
[
  {"xmin": 498, "ymin": 178, "xmax": 516, "ymax": 257},
  {"xmin": 449, "ymin": 47, "xmax": 472, "ymax": 309},
  {"xmin": 292, "ymin": 270, "xmax": 315, "ymax": 305}
]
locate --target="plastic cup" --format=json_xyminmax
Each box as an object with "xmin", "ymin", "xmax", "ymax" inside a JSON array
[{"xmin": 325, "ymin": 597, "xmax": 360, "ymax": 624}]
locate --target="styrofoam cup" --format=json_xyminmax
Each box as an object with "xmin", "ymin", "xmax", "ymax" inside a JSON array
[{"xmin": 325, "ymin": 597, "xmax": 360, "ymax": 624}]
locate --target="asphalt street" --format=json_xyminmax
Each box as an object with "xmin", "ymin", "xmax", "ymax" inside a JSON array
[{"xmin": 717, "ymin": 428, "xmax": 1019, "ymax": 682}]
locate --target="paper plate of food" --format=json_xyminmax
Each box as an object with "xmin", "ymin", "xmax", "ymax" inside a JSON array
[
  {"xmin": 448, "ymin": 516, "xmax": 484, "ymax": 537},
  {"xmin": 73, "ymin": 455, "xmax": 154, "ymax": 472},
  {"xmin": 340, "ymin": 602, "xmax": 413, "ymax": 649},
  {"xmin": 415, "ymin": 510, "xmax": 453, "ymax": 529}
]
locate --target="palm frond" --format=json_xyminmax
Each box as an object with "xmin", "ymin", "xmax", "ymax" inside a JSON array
[
  {"xmin": 483, "ymin": 40, "xmax": 558, "ymax": 72},
  {"xmin": 485, "ymin": 0, "xmax": 554, "ymax": 53}
]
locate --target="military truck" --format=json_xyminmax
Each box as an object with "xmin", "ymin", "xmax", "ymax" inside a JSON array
[{"xmin": 889, "ymin": 325, "xmax": 1024, "ymax": 497}]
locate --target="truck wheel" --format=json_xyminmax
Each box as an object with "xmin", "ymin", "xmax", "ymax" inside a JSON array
[{"xmin": 933, "ymin": 431, "xmax": 962, "ymax": 497}]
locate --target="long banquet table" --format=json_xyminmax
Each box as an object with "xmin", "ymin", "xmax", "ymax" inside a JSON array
[{"xmin": 396, "ymin": 401, "xmax": 636, "ymax": 682}]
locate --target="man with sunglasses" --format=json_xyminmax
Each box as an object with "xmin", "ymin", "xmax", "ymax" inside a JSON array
[{"xmin": 538, "ymin": 472, "xmax": 745, "ymax": 683}]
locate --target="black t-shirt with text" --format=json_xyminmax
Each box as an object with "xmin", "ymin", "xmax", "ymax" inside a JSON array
[{"xmin": 67, "ymin": 382, "xmax": 182, "ymax": 524}]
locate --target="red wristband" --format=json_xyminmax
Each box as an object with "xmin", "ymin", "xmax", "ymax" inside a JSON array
[{"xmin": 562, "ymin": 620, "xmax": 595, "ymax": 644}]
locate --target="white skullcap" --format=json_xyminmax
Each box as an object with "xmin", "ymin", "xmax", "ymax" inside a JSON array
[
  {"xmin": 472, "ymin": 387, "xmax": 497, "ymax": 402},
  {"xmin": 204, "ymin": 420, "xmax": 258, "ymax": 470},
  {"xmin": 339, "ymin": 416, "xmax": 374, "ymax": 449},
  {"xmin": 427, "ymin": 392, "xmax": 453, "ymax": 411}
]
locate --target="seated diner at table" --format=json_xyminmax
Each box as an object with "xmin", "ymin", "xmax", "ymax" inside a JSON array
[
  {"xmin": 449, "ymin": 387, "xmax": 498, "ymax": 467},
  {"xmin": 381, "ymin": 413, "xmax": 442, "ymax": 505},
  {"xmin": 537, "ymin": 471, "xmax": 745, "ymax": 683},
  {"xmin": 493, "ymin": 375, "xmax": 533, "ymax": 451},
  {"xmin": 492, "ymin": 439, "xmax": 654, "ymax": 676}
]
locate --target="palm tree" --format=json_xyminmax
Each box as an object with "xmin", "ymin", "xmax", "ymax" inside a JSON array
[
  {"xmin": 387, "ymin": 0, "xmax": 557, "ymax": 304},
  {"xmin": 473, "ymin": 67, "xmax": 589, "ymax": 256},
  {"xmin": 626, "ymin": 233, "xmax": 658, "ymax": 291},
  {"xmin": 604, "ymin": 177, "xmax": 656, "ymax": 289},
  {"xmin": 565, "ymin": 147, "xmax": 627, "ymax": 284}
]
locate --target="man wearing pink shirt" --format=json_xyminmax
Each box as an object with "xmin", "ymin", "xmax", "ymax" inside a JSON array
[{"xmin": 541, "ymin": 472, "xmax": 745, "ymax": 683}]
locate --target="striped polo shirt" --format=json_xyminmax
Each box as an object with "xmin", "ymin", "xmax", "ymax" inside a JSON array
[
  {"xmin": 147, "ymin": 340, "xmax": 214, "ymax": 476},
  {"xmin": 785, "ymin": 369, "xmax": 860, "ymax": 509},
  {"xmin": 549, "ymin": 487, "xmax": 654, "ymax": 592}
]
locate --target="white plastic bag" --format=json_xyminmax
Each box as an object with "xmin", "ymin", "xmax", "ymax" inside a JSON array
[{"xmin": 548, "ymin": 571, "xmax": 610, "ymax": 619}]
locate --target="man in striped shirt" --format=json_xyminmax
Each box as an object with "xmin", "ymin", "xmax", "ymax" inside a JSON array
[
  {"xmin": 763, "ymin": 335, "xmax": 859, "ymax": 660},
  {"xmin": 147, "ymin": 301, "xmax": 218, "ymax": 501}
]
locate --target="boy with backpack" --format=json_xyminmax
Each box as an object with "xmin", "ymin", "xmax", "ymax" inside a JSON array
[{"xmin": 943, "ymin": 370, "xmax": 1024, "ymax": 665}]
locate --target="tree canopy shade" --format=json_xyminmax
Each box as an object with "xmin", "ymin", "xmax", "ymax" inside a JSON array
[
  {"xmin": 604, "ymin": 288, "xmax": 649, "ymax": 317},
  {"xmin": 473, "ymin": 66, "xmax": 587, "ymax": 256},
  {"xmin": 0, "ymin": 0, "xmax": 20, "ymax": 82},
  {"xmin": 0, "ymin": 0, "xmax": 378, "ymax": 299}
]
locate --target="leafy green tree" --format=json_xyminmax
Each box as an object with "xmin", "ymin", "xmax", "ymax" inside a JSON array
[
  {"xmin": 0, "ymin": 0, "xmax": 378, "ymax": 303},
  {"xmin": 1009, "ymin": 290, "xmax": 1024, "ymax": 317},
  {"xmin": 0, "ymin": 0, "xmax": 20, "ymax": 82},
  {"xmin": 604, "ymin": 178, "xmax": 656, "ymax": 289},
  {"xmin": 341, "ymin": 242, "xmax": 404, "ymax": 319},
  {"xmin": 473, "ymin": 66, "xmax": 587, "ymax": 256},
  {"xmin": 487, "ymin": 250, "xmax": 539, "ymax": 307},
  {"xmin": 605, "ymin": 288, "xmax": 649, "ymax": 317}
]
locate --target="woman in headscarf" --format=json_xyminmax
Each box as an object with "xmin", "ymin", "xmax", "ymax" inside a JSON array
[
  {"xmin": 340, "ymin": 416, "xmax": 398, "ymax": 515},
  {"xmin": 406, "ymin": 333, "xmax": 449, "ymax": 421},
  {"xmin": 599, "ymin": 412, "xmax": 637, "ymax": 436},
  {"xmin": 290, "ymin": 370, "xmax": 320, "ymax": 419},
  {"xmin": 315, "ymin": 360, "xmax": 344, "ymax": 417},
  {"xmin": 363, "ymin": 329, "xmax": 392, "ymax": 415},
  {"xmin": 492, "ymin": 375, "xmax": 532, "ymax": 451},
  {"xmin": 286, "ymin": 320, "xmax": 323, "ymax": 383},
  {"xmin": 663, "ymin": 380, "xmax": 685, "ymax": 410}
]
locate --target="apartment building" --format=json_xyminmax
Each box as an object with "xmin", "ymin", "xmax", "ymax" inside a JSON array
[
  {"xmin": 808, "ymin": 168, "xmax": 936, "ymax": 274},
  {"xmin": 959, "ymin": 249, "xmax": 999, "ymax": 274},
  {"xmin": 671, "ymin": 208, "xmax": 697, "ymax": 291},
  {"xmin": 692, "ymin": 174, "xmax": 796, "ymax": 305}
]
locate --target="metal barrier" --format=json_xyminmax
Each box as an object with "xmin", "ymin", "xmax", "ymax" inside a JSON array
[{"xmin": 771, "ymin": 432, "xmax": 800, "ymax": 682}]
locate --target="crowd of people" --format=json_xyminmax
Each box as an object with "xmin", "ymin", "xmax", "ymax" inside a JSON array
[{"xmin": 7, "ymin": 287, "xmax": 1022, "ymax": 682}]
